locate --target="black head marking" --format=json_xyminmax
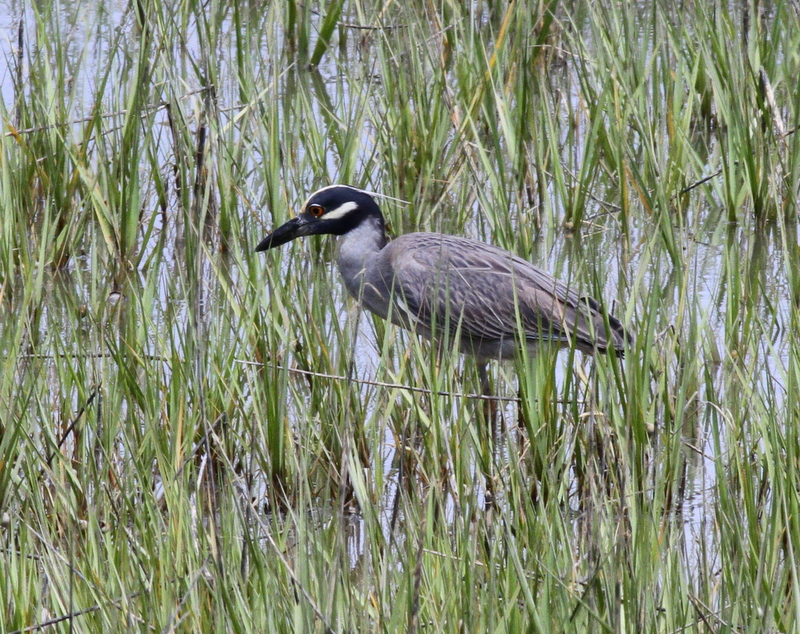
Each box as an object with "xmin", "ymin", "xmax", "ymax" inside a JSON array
[
  {"xmin": 301, "ymin": 186, "xmax": 384, "ymax": 235},
  {"xmin": 255, "ymin": 184, "xmax": 385, "ymax": 251}
]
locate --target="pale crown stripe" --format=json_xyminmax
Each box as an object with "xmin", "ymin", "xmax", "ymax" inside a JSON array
[{"xmin": 302, "ymin": 185, "xmax": 367, "ymax": 209}]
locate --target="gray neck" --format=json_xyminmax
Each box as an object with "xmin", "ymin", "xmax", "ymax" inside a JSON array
[{"xmin": 336, "ymin": 216, "xmax": 387, "ymax": 300}]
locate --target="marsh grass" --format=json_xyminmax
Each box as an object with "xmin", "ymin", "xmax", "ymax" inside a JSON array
[{"xmin": 1, "ymin": 0, "xmax": 800, "ymax": 631}]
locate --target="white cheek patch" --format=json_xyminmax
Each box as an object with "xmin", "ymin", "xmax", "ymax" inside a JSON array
[{"xmin": 323, "ymin": 201, "xmax": 358, "ymax": 220}]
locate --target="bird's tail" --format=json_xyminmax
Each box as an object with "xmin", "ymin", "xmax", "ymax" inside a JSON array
[{"xmin": 579, "ymin": 296, "xmax": 633, "ymax": 357}]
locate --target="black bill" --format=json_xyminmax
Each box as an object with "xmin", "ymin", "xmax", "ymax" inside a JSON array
[{"xmin": 256, "ymin": 216, "xmax": 311, "ymax": 252}]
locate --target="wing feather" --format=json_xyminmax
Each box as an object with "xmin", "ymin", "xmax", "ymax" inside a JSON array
[{"xmin": 371, "ymin": 233, "xmax": 629, "ymax": 355}]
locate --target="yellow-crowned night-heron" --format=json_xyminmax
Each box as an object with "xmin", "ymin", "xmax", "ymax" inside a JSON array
[{"xmin": 256, "ymin": 185, "xmax": 632, "ymax": 390}]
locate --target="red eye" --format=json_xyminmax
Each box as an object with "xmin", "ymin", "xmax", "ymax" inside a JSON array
[{"xmin": 308, "ymin": 204, "xmax": 324, "ymax": 218}]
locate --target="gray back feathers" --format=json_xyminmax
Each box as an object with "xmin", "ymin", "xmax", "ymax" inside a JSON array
[{"xmin": 364, "ymin": 233, "xmax": 630, "ymax": 360}]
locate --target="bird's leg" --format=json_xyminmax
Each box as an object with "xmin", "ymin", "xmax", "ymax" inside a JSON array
[
  {"xmin": 516, "ymin": 380, "xmax": 530, "ymax": 466},
  {"xmin": 477, "ymin": 361, "xmax": 498, "ymax": 508},
  {"xmin": 478, "ymin": 362, "xmax": 498, "ymax": 434},
  {"xmin": 517, "ymin": 381, "xmax": 529, "ymax": 435}
]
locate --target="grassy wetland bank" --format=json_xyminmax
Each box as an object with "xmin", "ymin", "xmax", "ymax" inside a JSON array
[{"xmin": 1, "ymin": 0, "xmax": 800, "ymax": 631}]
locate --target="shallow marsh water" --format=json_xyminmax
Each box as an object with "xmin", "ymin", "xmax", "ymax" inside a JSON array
[{"xmin": 1, "ymin": 1, "xmax": 798, "ymax": 631}]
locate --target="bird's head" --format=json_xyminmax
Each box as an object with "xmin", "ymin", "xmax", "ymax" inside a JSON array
[{"xmin": 255, "ymin": 185, "xmax": 384, "ymax": 252}]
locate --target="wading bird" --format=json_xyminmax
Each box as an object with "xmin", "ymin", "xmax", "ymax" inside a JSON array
[{"xmin": 256, "ymin": 185, "xmax": 631, "ymax": 394}]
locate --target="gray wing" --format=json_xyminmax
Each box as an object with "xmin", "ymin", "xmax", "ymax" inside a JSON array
[{"xmin": 375, "ymin": 233, "xmax": 630, "ymax": 355}]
